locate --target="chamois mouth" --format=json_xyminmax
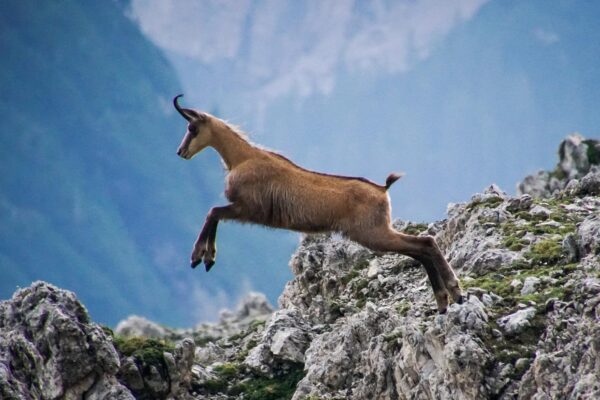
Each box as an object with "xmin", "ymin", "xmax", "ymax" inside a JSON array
[{"xmin": 177, "ymin": 148, "xmax": 191, "ymax": 159}]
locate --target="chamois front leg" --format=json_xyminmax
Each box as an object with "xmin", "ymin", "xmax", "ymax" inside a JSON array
[{"xmin": 191, "ymin": 205, "xmax": 240, "ymax": 272}]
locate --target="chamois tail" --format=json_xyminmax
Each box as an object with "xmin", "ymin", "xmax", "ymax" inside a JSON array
[{"xmin": 385, "ymin": 172, "xmax": 404, "ymax": 190}]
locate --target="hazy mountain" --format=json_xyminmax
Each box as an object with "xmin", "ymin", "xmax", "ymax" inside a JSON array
[
  {"xmin": 0, "ymin": 0, "xmax": 296, "ymax": 326},
  {"xmin": 130, "ymin": 0, "xmax": 600, "ymax": 222}
]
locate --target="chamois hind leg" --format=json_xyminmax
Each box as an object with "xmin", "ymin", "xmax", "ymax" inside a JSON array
[
  {"xmin": 394, "ymin": 231, "xmax": 463, "ymax": 306},
  {"xmin": 351, "ymin": 226, "xmax": 461, "ymax": 313},
  {"xmin": 191, "ymin": 205, "xmax": 240, "ymax": 271}
]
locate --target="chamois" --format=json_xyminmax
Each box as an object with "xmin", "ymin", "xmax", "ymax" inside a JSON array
[{"xmin": 174, "ymin": 95, "xmax": 463, "ymax": 312}]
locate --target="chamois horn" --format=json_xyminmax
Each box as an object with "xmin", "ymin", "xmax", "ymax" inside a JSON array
[{"xmin": 173, "ymin": 94, "xmax": 191, "ymax": 121}]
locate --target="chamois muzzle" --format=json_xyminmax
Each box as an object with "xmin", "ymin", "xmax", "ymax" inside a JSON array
[{"xmin": 173, "ymin": 94, "xmax": 191, "ymax": 121}]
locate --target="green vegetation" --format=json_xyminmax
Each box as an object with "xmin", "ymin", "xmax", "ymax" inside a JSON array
[
  {"xmin": 395, "ymin": 299, "xmax": 411, "ymax": 316},
  {"xmin": 194, "ymin": 334, "xmax": 218, "ymax": 347},
  {"xmin": 200, "ymin": 362, "xmax": 305, "ymax": 400},
  {"xmin": 232, "ymin": 365, "xmax": 305, "ymax": 400},
  {"xmin": 400, "ymin": 223, "xmax": 429, "ymax": 235},
  {"xmin": 352, "ymin": 278, "xmax": 369, "ymax": 309},
  {"xmin": 583, "ymin": 139, "xmax": 600, "ymax": 165},
  {"xmin": 113, "ymin": 336, "xmax": 175, "ymax": 366},
  {"xmin": 466, "ymin": 193, "xmax": 586, "ymax": 378},
  {"xmin": 341, "ymin": 268, "xmax": 361, "ymax": 285},
  {"xmin": 341, "ymin": 256, "xmax": 371, "ymax": 285},
  {"xmin": 467, "ymin": 196, "xmax": 504, "ymax": 210},
  {"xmin": 526, "ymin": 239, "xmax": 565, "ymax": 266}
]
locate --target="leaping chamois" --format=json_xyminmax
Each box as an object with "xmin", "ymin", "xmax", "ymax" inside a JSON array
[{"xmin": 173, "ymin": 95, "xmax": 463, "ymax": 312}]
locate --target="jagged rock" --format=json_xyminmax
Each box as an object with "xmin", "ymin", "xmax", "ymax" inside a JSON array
[
  {"xmin": 558, "ymin": 135, "xmax": 597, "ymax": 179},
  {"xmin": 571, "ymin": 167, "xmax": 600, "ymax": 196},
  {"xmin": 562, "ymin": 233, "xmax": 580, "ymax": 262},
  {"xmin": 0, "ymin": 282, "xmax": 134, "ymax": 400},
  {"xmin": 519, "ymin": 295, "xmax": 600, "ymax": 399},
  {"xmin": 231, "ymin": 292, "xmax": 274, "ymax": 319},
  {"xmin": 497, "ymin": 307, "xmax": 537, "ymax": 335},
  {"xmin": 189, "ymin": 291, "xmax": 274, "ymax": 342},
  {"xmin": 521, "ymin": 277, "xmax": 541, "ymax": 295},
  {"xmin": 517, "ymin": 134, "xmax": 599, "ymax": 198},
  {"xmin": 195, "ymin": 342, "xmax": 226, "ymax": 365},
  {"xmin": 116, "ymin": 337, "xmax": 196, "ymax": 400},
  {"xmin": 577, "ymin": 214, "xmax": 600, "ymax": 257},
  {"xmin": 505, "ymin": 194, "xmax": 533, "ymax": 212},
  {"xmin": 530, "ymin": 205, "xmax": 551, "ymax": 218},
  {"xmin": 115, "ymin": 315, "xmax": 171, "ymax": 338},
  {"xmin": 245, "ymin": 308, "xmax": 311, "ymax": 373}
]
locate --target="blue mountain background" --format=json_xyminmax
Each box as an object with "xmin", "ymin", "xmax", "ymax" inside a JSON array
[{"xmin": 0, "ymin": 0, "xmax": 296, "ymax": 326}]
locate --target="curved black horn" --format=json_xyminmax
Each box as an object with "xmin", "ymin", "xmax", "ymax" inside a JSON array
[{"xmin": 173, "ymin": 94, "xmax": 191, "ymax": 121}]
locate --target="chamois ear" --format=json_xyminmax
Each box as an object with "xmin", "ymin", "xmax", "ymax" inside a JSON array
[{"xmin": 173, "ymin": 94, "xmax": 203, "ymax": 121}]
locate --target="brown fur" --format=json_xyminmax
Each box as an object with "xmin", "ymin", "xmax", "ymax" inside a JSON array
[{"xmin": 174, "ymin": 96, "xmax": 463, "ymax": 312}]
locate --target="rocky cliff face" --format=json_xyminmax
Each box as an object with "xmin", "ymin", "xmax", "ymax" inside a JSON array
[{"xmin": 1, "ymin": 135, "xmax": 599, "ymax": 400}]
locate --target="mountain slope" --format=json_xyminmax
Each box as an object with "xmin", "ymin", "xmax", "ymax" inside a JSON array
[{"xmin": 3, "ymin": 136, "xmax": 597, "ymax": 400}]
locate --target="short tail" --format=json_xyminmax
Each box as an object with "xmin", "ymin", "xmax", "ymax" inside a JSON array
[{"xmin": 385, "ymin": 172, "xmax": 404, "ymax": 190}]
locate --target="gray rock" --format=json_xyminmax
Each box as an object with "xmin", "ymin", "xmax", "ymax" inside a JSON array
[
  {"xmin": 245, "ymin": 308, "xmax": 311, "ymax": 373},
  {"xmin": 517, "ymin": 135, "xmax": 599, "ymax": 198},
  {"xmin": 115, "ymin": 315, "xmax": 170, "ymax": 338},
  {"xmin": 562, "ymin": 232, "xmax": 580, "ymax": 262},
  {"xmin": 116, "ymin": 337, "xmax": 195, "ymax": 400},
  {"xmin": 505, "ymin": 194, "xmax": 533, "ymax": 212},
  {"xmin": 497, "ymin": 307, "xmax": 537, "ymax": 335},
  {"xmin": 530, "ymin": 205, "xmax": 551, "ymax": 218},
  {"xmin": 558, "ymin": 134, "xmax": 595, "ymax": 179},
  {"xmin": 521, "ymin": 277, "xmax": 541, "ymax": 295},
  {"xmin": 573, "ymin": 167, "xmax": 600, "ymax": 196},
  {"xmin": 0, "ymin": 282, "xmax": 134, "ymax": 400},
  {"xmin": 577, "ymin": 214, "xmax": 600, "ymax": 257}
]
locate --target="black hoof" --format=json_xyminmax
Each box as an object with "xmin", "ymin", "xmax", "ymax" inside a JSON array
[
  {"xmin": 205, "ymin": 260, "xmax": 215, "ymax": 272},
  {"xmin": 456, "ymin": 294, "xmax": 465, "ymax": 304},
  {"xmin": 438, "ymin": 308, "xmax": 447, "ymax": 315},
  {"xmin": 191, "ymin": 260, "xmax": 201, "ymax": 269}
]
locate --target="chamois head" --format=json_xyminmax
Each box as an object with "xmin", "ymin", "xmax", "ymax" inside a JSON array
[{"xmin": 174, "ymin": 94, "xmax": 213, "ymax": 159}]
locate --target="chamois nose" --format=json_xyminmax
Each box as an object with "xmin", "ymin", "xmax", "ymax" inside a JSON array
[{"xmin": 177, "ymin": 148, "xmax": 183, "ymax": 156}]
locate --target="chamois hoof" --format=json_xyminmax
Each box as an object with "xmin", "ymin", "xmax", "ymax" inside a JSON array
[
  {"xmin": 205, "ymin": 260, "xmax": 215, "ymax": 272},
  {"xmin": 455, "ymin": 294, "xmax": 465, "ymax": 304},
  {"xmin": 191, "ymin": 260, "xmax": 201, "ymax": 269},
  {"xmin": 438, "ymin": 308, "xmax": 447, "ymax": 315}
]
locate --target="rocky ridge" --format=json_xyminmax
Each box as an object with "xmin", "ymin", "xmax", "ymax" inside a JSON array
[{"xmin": 1, "ymin": 135, "xmax": 599, "ymax": 399}]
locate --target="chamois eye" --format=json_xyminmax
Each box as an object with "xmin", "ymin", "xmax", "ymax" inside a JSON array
[{"xmin": 188, "ymin": 125, "xmax": 198, "ymax": 134}]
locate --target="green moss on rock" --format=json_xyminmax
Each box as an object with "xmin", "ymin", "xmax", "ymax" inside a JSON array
[
  {"xmin": 583, "ymin": 139, "xmax": 600, "ymax": 165},
  {"xmin": 526, "ymin": 239, "xmax": 565, "ymax": 266},
  {"xmin": 113, "ymin": 336, "xmax": 175, "ymax": 367},
  {"xmin": 201, "ymin": 362, "xmax": 305, "ymax": 400},
  {"xmin": 233, "ymin": 364, "xmax": 305, "ymax": 400},
  {"xmin": 467, "ymin": 196, "xmax": 504, "ymax": 210},
  {"xmin": 401, "ymin": 223, "xmax": 429, "ymax": 235}
]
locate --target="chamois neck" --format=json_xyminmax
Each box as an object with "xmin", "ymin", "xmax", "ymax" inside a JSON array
[{"xmin": 210, "ymin": 121, "xmax": 255, "ymax": 170}]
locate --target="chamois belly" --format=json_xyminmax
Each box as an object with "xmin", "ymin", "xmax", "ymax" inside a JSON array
[{"xmin": 229, "ymin": 185, "xmax": 339, "ymax": 233}]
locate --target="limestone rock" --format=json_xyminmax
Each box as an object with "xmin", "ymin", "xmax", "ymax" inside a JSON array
[
  {"xmin": 245, "ymin": 308, "xmax": 311, "ymax": 373},
  {"xmin": 0, "ymin": 282, "xmax": 134, "ymax": 400},
  {"xmin": 115, "ymin": 315, "xmax": 170, "ymax": 338},
  {"xmin": 521, "ymin": 277, "xmax": 541, "ymax": 295},
  {"xmin": 497, "ymin": 307, "xmax": 537, "ymax": 335},
  {"xmin": 517, "ymin": 135, "xmax": 599, "ymax": 198}
]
